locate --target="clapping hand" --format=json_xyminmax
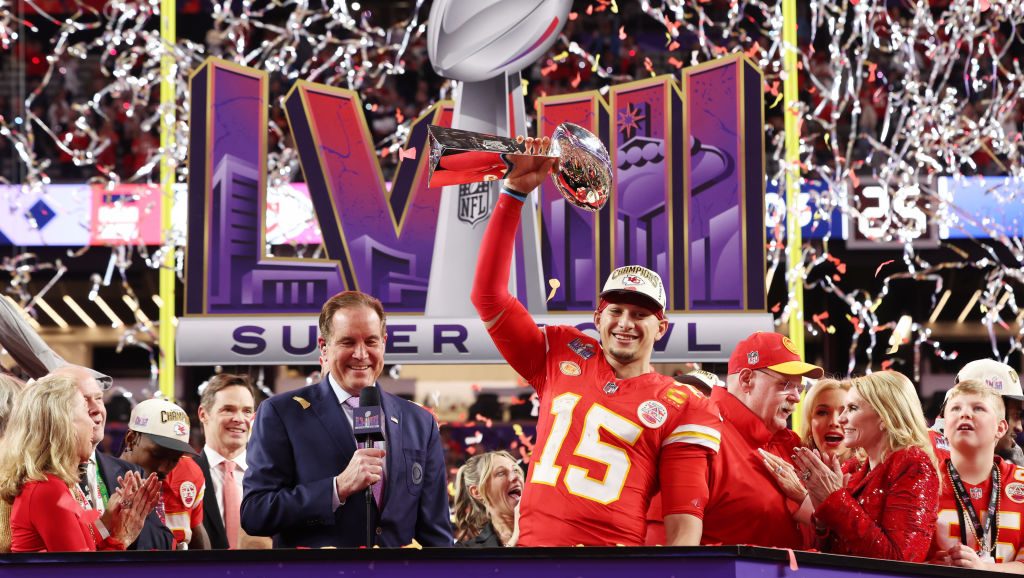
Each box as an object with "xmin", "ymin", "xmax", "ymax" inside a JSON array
[
  {"xmin": 791, "ymin": 447, "xmax": 846, "ymax": 509},
  {"xmin": 102, "ymin": 471, "xmax": 161, "ymax": 546},
  {"xmin": 758, "ymin": 448, "xmax": 808, "ymax": 503}
]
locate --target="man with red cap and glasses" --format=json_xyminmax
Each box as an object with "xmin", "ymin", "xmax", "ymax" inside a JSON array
[
  {"xmin": 700, "ymin": 331, "xmax": 824, "ymax": 548},
  {"xmin": 471, "ymin": 137, "xmax": 723, "ymax": 547}
]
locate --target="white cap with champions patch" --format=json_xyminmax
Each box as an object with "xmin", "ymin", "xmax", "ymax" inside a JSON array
[
  {"xmin": 129, "ymin": 398, "xmax": 198, "ymax": 455},
  {"xmin": 956, "ymin": 359, "xmax": 1024, "ymax": 401},
  {"xmin": 600, "ymin": 265, "xmax": 667, "ymax": 312}
]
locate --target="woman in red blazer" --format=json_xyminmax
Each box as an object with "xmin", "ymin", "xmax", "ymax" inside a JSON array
[
  {"xmin": 794, "ymin": 370, "xmax": 940, "ymax": 562},
  {"xmin": 0, "ymin": 373, "xmax": 160, "ymax": 551}
]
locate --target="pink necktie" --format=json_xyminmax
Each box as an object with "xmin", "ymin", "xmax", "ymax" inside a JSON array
[
  {"xmin": 220, "ymin": 460, "xmax": 240, "ymax": 548},
  {"xmin": 345, "ymin": 396, "xmax": 384, "ymax": 507}
]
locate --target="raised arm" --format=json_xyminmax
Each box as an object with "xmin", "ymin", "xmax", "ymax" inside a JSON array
[{"xmin": 470, "ymin": 137, "xmax": 557, "ymax": 384}]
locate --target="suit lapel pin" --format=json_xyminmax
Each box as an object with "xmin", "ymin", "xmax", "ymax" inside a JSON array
[{"xmin": 293, "ymin": 396, "xmax": 311, "ymax": 409}]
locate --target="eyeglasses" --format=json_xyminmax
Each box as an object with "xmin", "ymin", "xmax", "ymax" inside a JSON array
[{"xmin": 755, "ymin": 369, "xmax": 803, "ymax": 395}]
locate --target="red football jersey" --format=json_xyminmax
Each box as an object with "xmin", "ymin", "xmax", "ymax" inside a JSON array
[
  {"xmin": 517, "ymin": 326, "xmax": 723, "ymax": 547},
  {"xmin": 929, "ymin": 429, "xmax": 952, "ymax": 462},
  {"xmin": 930, "ymin": 457, "xmax": 1024, "ymax": 563},
  {"xmin": 162, "ymin": 456, "xmax": 206, "ymax": 545}
]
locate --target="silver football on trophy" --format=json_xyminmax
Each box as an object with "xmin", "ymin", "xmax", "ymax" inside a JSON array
[{"xmin": 549, "ymin": 123, "xmax": 612, "ymax": 212}]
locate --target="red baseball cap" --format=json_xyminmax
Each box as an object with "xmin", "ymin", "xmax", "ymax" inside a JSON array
[{"xmin": 728, "ymin": 332, "xmax": 824, "ymax": 378}]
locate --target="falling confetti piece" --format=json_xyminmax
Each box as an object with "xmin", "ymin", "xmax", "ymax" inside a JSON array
[
  {"xmin": 571, "ymin": 71, "xmax": 581, "ymax": 88},
  {"xmin": 547, "ymin": 278, "xmax": 561, "ymax": 302},
  {"xmin": 770, "ymin": 93, "xmax": 783, "ymax": 109},
  {"xmin": 619, "ymin": 26, "xmax": 626, "ymax": 41},
  {"xmin": 874, "ymin": 260, "xmax": 895, "ymax": 277},
  {"xmin": 399, "ymin": 147, "xmax": 416, "ymax": 160}
]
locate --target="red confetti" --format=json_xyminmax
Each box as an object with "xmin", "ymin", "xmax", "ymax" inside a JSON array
[
  {"xmin": 399, "ymin": 147, "xmax": 416, "ymax": 160},
  {"xmin": 618, "ymin": 26, "xmax": 626, "ymax": 40},
  {"xmin": 571, "ymin": 71, "xmax": 581, "ymax": 88},
  {"xmin": 568, "ymin": 11, "xmax": 578, "ymax": 20},
  {"xmin": 668, "ymin": 57, "xmax": 684, "ymax": 69},
  {"xmin": 881, "ymin": 359, "xmax": 894, "ymax": 371},
  {"xmin": 668, "ymin": 41, "xmax": 680, "ymax": 51},
  {"xmin": 812, "ymin": 311, "xmax": 830, "ymax": 333},
  {"xmin": 874, "ymin": 260, "xmax": 895, "ymax": 277},
  {"xmin": 771, "ymin": 302, "xmax": 781, "ymax": 313}
]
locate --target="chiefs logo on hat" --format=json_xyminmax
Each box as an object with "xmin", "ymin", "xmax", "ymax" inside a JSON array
[
  {"xmin": 782, "ymin": 336, "xmax": 799, "ymax": 355},
  {"xmin": 623, "ymin": 275, "xmax": 644, "ymax": 286}
]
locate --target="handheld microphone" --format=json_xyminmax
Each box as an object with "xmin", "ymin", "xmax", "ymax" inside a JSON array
[
  {"xmin": 355, "ymin": 387, "xmax": 386, "ymax": 442},
  {"xmin": 355, "ymin": 386, "xmax": 386, "ymax": 546}
]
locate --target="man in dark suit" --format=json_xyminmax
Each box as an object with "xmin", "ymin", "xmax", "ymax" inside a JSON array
[
  {"xmin": 241, "ymin": 291, "xmax": 452, "ymax": 548},
  {"xmin": 195, "ymin": 373, "xmax": 272, "ymax": 549}
]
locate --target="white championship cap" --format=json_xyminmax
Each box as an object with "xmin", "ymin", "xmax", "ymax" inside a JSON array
[
  {"xmin": 955, "ymin": 359, "xmax": 1024, "ymax": 401},
  {"xmin": 129, "ymin": 398, "xmax": 198, "ymax": 455},
  {"xmin": 600, "ymin": 265, "xmax": 667, "ymax": 312}
]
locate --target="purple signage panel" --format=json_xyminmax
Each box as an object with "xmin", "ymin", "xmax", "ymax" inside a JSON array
[
  {"xmin": 285, "ymin": 82, "xmax": 454, "ymax": 311},
  {"xmin": 535, "ymin": 93, "xmax": 611, "ymax": 312},
  {"xmin": 609, "ymin": 77, "xmax": 683, "ymax": 308},
  {"xmin": 186, "ymin": 60, "xmax": 345, "ymax": 315},
  {"xmin": 180, "ymin": 56, "xmax": 772, "ymax": 364},
  {"xmin": 683, "ymin": 55, "xmax": 766, "ymax": 311}
]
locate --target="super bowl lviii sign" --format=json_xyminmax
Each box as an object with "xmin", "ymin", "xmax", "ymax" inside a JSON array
[{"xmin": 176, "ymin": 55, "xmax": 772, "ymax": 365}]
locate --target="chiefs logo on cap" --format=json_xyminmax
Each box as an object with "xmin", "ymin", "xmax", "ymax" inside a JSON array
[
  {"xmin": 782, "ymin": 336, "xmax": 800, "ymax": 356},
  {"xmin": 173, "ymin": 422, "xmax": 187, "ymax": 437},
  {"xmin": 623, "ymin": 275, "xmax": 644, "ymax": 286}
]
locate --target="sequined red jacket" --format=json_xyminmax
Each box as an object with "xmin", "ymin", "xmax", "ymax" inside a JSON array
[{"xmin": 815, "ymin": 446, "xmax": 939, "ymax": 561}]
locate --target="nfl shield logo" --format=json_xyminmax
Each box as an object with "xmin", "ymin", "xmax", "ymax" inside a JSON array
[
  {"xmin": 603, "ymin": 381, "xmax": 619, "ymax": 395},
  {"xmin": 747, "ymin": 351, "xmax": 759, "ymax": 365},
  {"xmin": 457, "ymin": 183, "xmax": 490, "ymax": 226}
]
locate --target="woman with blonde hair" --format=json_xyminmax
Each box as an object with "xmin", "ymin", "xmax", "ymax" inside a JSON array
[
  {"xmin": 793, "ymin": 370, "xmax": 940, "ymax": 561},
  {"xmin": 800, "ymin": 378, "xmax": 852, "ymax": 462},
  {"xmin": 453, "ymin": 451, "xmax": 523, "ymax": 547},
  {"xmin": 0, "ymin": 374, "xmax": 160, "ymax": 551},
  {"xmin": 0, "ymin": 373, "xmax": 26, "ymax": 553}
]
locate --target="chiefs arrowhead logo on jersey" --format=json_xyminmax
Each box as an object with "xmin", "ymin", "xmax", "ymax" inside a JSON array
[{"xmin": 637, "ymin": 400, "xmax": 668, "ymax": 428}]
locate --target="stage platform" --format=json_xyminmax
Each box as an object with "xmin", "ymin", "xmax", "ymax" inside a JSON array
[{"xmin": 0, "ymin": 545, "xmax": 1004, "ymax": 578}]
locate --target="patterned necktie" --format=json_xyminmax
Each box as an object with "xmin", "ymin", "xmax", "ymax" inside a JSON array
[
  {"xmin": 77, "ymin": 463, "xmax": 93, "ymax": 510},
  {"xmin": 344, "ymin": 396, "xmax": 383, "ymax": 507},
  {"xmin": 220, "ymin": 460, "xmax": 241, "ymax": 549}
]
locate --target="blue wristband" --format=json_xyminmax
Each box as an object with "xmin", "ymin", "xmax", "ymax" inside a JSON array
[{"xmin": 501, "ymin": 186, "xmax": 528, "ymax": 202}]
